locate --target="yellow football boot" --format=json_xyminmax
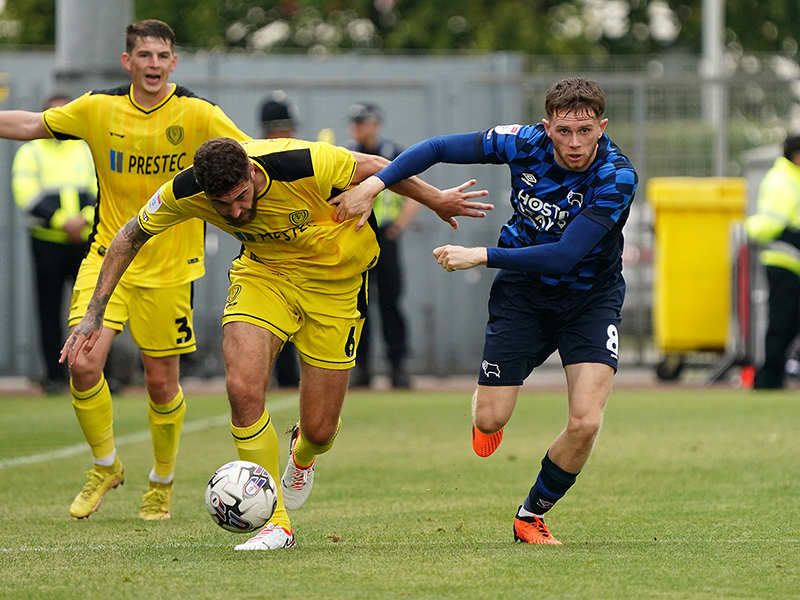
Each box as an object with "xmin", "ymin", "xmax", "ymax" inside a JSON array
[{"xmin": 69, "ymin": 456, "xmax": 125, "ymax": 519}]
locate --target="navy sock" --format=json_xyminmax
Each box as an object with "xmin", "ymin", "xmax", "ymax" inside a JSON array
[{"xmin": 522, "ymin": 452, "xmax": 579, "ymax": 515}]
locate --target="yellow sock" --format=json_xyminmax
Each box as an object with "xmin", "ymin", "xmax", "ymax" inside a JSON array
[
  {"xmin": 231, "ymin": 410, "xmax": 290, "ymax": 530},
  {"xmin": 71, "ymin": 375, "xmax": 115, "ymax": 461},
  {"xmin": 293, "ymin": 418, "xmax": 341, "ymax": 468},
  {"xmin": 148, "ymin": 387, "xmax": 186, "ymax": 481}
]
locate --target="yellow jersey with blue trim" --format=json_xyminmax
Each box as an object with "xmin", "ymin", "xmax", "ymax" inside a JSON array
[
  {"xmin": 42, "ymin": 83, "xmax": 249, "ymax": 288},
  {"xmin": 137, "ymin": 138, "xmax": 380, "ymax": 281}
]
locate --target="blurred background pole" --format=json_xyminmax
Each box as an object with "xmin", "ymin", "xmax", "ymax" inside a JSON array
[
  {"xmin": 55, "ymin": 0, "xmax": 132, "ymax": 94},
  {"xmin": 703, "ymin": 0, "xmax": 728, "ymax": 177}
]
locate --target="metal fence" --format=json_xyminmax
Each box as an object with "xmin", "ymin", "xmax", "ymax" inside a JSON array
[{"xmin": 1, "ymin": 50, "xmax": 798, "ymax": 381}]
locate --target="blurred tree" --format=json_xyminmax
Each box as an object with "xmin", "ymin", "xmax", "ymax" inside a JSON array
[
  {"xmin": 0, "ymin": 0, "xmax": 798, "ymax": 61},
  {"xmin": 0, "ymin": 0, "xmax": 55, "ymax": 47}
]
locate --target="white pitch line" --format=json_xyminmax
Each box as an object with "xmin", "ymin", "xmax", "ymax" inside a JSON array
[{"xmin": 0, "ymin": 395, "xmax": 297, "ymax": 472}]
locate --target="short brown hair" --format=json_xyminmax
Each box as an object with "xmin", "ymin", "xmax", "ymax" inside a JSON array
[
  {"xmin": 545, "ymin": 77, "xmax": 606, "ymax": 120},
  {"xmin": 193, "ymin": 138, "xmax": 251, "ymax": 197},
  {"xmin": 125, "ymin": 19, "xmax": 176, "ymax": 54}
]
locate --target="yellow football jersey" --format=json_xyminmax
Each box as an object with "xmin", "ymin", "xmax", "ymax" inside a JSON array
[
  {"xmin": 138, "ymin": 139, "xmax": 380, "ymax": 281},
  {"xmin": 42, "ymin": 83, "xmax": 249, "ymax": 288}
]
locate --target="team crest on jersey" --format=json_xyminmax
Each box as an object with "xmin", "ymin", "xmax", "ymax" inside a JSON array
[
  {"xmin": 146, "ymin": 189, "xmax": 163, "ymax": 213},
  {"xmin": 567, "ymin": 190, "xmax": 584, "ymax": 206},
  {"xmin": 289, "ymin": 210, "xmax": 309, "ymax": 226},
  {"xmin": 521, "ymin": 172, "xmax": 537, "ymax": 186},
  {"xmin": 166, "ymin": 126, "xmax": 184, "ymax": 145}
]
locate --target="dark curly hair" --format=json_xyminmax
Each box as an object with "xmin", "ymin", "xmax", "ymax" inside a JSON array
[
  {"xmin": 193, "ymin": 138, "xmax": 251, "ymax": 197},
  {"xmin": 125, "ymin": 19, "xmax": 175, "ymax": 54},
  {"xmin": 545, "ymin": 77, "xmax": 606, "ymax": 120}
]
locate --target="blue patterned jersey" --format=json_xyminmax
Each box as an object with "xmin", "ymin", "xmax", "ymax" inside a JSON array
[{"xmin": 475, "ymin": 123, "xmax": 637, "ymax": 290}]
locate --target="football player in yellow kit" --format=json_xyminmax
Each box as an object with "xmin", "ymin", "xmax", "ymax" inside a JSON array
[
  {"xmin": 0, "ymin": 20, "xmax": 248, "ymax": 521},
  {"xmin": 62, "ymin": 136, "xmax": 492, "ymax": 549}
]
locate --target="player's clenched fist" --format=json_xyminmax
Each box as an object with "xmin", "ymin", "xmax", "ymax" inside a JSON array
[{"xmin": 433, "ymin": 245, "xmax": 488, "ymax": 272}]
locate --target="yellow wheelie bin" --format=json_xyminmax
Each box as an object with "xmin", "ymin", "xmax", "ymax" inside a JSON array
[{"xmin": 647, "ymin": 177, "xmax": 747, "ymax": 379}]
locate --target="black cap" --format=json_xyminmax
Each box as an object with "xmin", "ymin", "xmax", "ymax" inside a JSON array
[
  {"xmin": 784, "ymin": 134, "xmax": 800, "ymax": 160},
  {"xmin": 348, "ymin": 103, "xmax": 383, "ymax": 123},
  {"xmin": 260, "ymin": 97, "xmax": 296, "ymax": 133}
]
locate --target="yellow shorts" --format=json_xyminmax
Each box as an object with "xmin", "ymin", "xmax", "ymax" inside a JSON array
[
  {"xmin": 222, "ymin": 254, "xmax": 368, "ymax": 370},
  {"xmin": 69, "ymin": 252, "xmax": 196, "ymax": 357}
]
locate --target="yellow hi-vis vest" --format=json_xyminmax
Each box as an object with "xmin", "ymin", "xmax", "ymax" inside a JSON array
[
  {"xmin": 745, "ymin": 156, "xmax": 800, "ymax": 275},
  {"xmin": 11, "ymin": 138, "xmax": 97, "ymax": 244}
]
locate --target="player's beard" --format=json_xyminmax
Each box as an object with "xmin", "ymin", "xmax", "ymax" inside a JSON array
[{"xmin": 224, "ymin": 195, "xmax": 259, "ymax": 228}]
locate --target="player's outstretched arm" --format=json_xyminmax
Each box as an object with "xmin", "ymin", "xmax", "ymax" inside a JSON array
[
  {"xmin": 60, "ymin": 217, "xmax": 153, "ymax": 367},
  {"xmin": 0, "ymin": 111, "xmax": 49, "ymax": 140},
  {"xmin": 332, "ymin": 134, "xmax": 491, "ymax": 230},
  {"xmin": 412, "ymin": 179, "xmax": 492, "ymax": 230}
]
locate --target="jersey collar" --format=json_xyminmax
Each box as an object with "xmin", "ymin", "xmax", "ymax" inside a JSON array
[
  {"xmin": 252, "ymin": 160, "xmax": 272, "ymax": 199},
  {"xmin": 128, "ymin": 83, "xmax": 177, "ymax": 114}
]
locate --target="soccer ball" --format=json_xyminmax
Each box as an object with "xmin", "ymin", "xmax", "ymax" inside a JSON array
[{"xmin": 205, "ymin": 460, "xmax": 277, "ymax": 533}]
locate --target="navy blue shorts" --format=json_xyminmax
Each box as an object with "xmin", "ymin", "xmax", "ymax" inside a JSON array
[{"xmin": 478, "ymin": 270, "xmax": 625, "ymax": 386}]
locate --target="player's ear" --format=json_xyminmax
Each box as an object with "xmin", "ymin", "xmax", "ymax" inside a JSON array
[
  {"xmin": 542, "ymin": 118, "xmax": 551, "ymax": 137},
  {"xmin": 121, "ymin": 52, "xmax": 132, "ymax": 73},
  {"xmin": 598, "ymin": 118, "xmax": 608, "ymax": 135},
  {"xmin": 169, "ymin": 53, "xmax": 178, "ymax": 73}
]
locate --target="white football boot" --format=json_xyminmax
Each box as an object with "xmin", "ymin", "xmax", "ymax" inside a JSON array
[
  {"xmin": 280, "ymin": 424, "xmax": 315, "ymax": 510},
  {"xmin": 234, "ymin": 523, "xmax": 296, "ymax": 550}
]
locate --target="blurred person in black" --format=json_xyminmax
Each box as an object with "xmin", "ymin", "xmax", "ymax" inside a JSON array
[
  {"xmin": 258, "ymin": 92, "xmax": 302, "ymax": 388},
  {"xmin": 344, "ymin": 103, "xmax": 419, "ymax": 389}
]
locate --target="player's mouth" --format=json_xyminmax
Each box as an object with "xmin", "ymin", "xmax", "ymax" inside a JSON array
[{"xmin": 145, "ymin": 74, "xmax": 162, "ymax": 84}]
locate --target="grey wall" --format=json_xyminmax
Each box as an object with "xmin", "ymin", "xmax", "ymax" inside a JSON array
[{"xmin": 0, "ymin": 51, "xmax": 524, "ymax": 379}]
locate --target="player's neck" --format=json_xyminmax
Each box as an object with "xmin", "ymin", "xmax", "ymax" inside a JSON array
[
  {"xmin": 253, "ymin": 167, "xmax": 267, "ymax": 195},
  {"xmin": 131, "ymin": 82, "xmax": 174, "ymax": 110}
]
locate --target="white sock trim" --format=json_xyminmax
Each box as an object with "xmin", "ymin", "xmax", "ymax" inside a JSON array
[
  {"xmin": 149, "ymin": 470, "xmax": 174, "ymax": 484},
  {"xmin": 93, "ymin": 450, "xmax": 116, "ymax": 467}
]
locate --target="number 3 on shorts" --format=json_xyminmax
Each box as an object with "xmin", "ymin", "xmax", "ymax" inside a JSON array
[{"xmin": 176, "ymin": 316, "xmax": 193, "ymax": 344}]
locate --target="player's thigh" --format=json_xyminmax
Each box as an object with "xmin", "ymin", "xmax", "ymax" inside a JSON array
[
  {"xmin": 556, "ymin": 278, "xmax": 624, "ymax": 372},
  {"xmin": 222, "ymin": 258, "xmax": 302, "ymax": 346},
  {"xmin": 478, "ymin": 277, "xmax": 557, "ymax": 387},
  {"xmin": 127, "ymin": 283, "xmax": 196, "ymax": 357},
  {"xmin": 68, "ymin": 253, "xmax": 129, "ymax": 333},
  {"xmin": 222, "ymin": 321, "xmax": 283, "ymax": 398},
  {"xmin": 292, "ymin": 274, "xmax": 367, "ymax": 370}
]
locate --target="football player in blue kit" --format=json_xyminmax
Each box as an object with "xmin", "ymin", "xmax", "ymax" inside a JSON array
[{"xmin": 332, "ymin": 77, "xmax": 638, "ymax": 545}]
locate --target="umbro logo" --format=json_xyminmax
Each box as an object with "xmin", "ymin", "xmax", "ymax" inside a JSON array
[
  {"xmin": 521, "ymin": 172, "xmax": 537, "ymax": 186},
  {"xmin": 110, "ymin": 132, "xmax": 125, "ymax": 138}
]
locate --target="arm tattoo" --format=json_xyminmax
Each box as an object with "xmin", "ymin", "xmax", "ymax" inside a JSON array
[{"xmin": 91, "ymin": 218, "xmax": 152, "ymax": 315}]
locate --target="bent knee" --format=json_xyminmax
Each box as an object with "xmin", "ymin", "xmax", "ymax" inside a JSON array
[
  {"xmin": 473, "ymin": 411, "xmax": 507, "ymax": 435},
  {"xmin": 566, "ymin": 414, "xmax": 603, "ymax": 440},
  {"xmin": 300, "ymin": 420, "xmax": 339, "ymax": 447},
  {"xmin": 226, "ymin": 374, "xmax": 265, "ymax": 405}
]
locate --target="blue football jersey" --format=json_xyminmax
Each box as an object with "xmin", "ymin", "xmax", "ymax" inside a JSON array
[{"xmin": 476, "ymin": 123, "xmax": 638, "ymax": 290}]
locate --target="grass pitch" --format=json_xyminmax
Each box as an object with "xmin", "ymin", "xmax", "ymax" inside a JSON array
[{"xmin": 0, "ymin": 384, "xmax": 799, "ymax": 599}]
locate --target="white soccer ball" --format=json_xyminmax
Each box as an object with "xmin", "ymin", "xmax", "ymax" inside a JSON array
[{"xmin": 205, "ymin": 460, "xmax": 277, "ymax": 533}]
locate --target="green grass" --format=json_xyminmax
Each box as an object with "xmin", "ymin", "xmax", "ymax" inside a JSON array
[{"xmin": 1, "ymin": 387, "xmax": 799, "ymax": 599}]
